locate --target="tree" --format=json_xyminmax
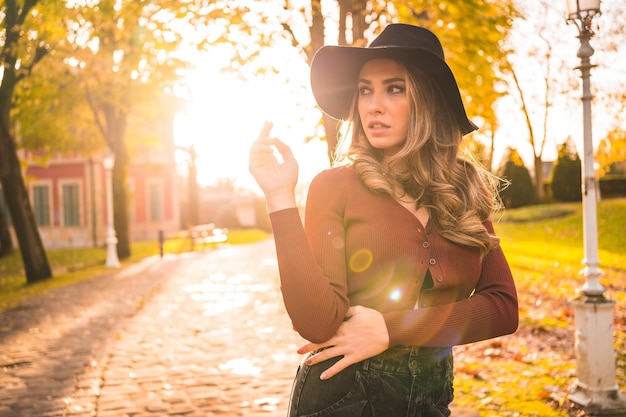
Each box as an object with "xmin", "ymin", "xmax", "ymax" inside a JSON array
[
  {"xmin": 551, "ymin": 137, "xmax": 582, "ymax": 202},
  {"xmin": 58, "ymin": 3, "xmax": 174, "ymax": 259},
  {"xmin": 176, "ymin": 144, "xmax": 200, "ymax": 228},
  {"xmin": 0, "ymin": 0, "xmax": 68, "ymax": 283},
  {"xmin": 280, "ymin": 0, "xmax": 368, "ymax": 162},
  {"xmin": 0, "ymin": 200, "xmax": 13, "ymax": 258},
  {"xmin": 499, "ymin": 0, "xmax": 572, "ymax": 202},
  {"xmin": 41, "ymin": 1, "xmax": 236, "ymax": 260},
  {"xmin": 1, "ymin": 1, "xmax": 240, "ymax": 277},
  {"xmin": 498, "ymin": 0, "xmax": 626, "ymax": 202},
  {"xmin": 13, "ymin": 55, "xmax": 102, "ymax": 155},
  {"xmin": 497, "ymin": 147, "xmax": 534, "ymax": 208},
  {"xmin": 596, "ymin": 128, "xmax": 626, "ymax": 177}
]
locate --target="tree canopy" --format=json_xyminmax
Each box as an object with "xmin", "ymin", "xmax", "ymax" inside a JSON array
[{"xmin": 0, "ymin": 0, "xmax": 248, "ymax": 276}]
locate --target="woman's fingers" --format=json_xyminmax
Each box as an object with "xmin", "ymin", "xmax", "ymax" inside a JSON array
[
  {"xmin": 250, "ymin": 138, "xmax": 294, "ymax": 163},
  {"xmin": 304, "ymin": 345, "xmax": 335, "ymax": 365},
  {"xmin": 249, "ymin": 136, "xmax": 299, "ymax": 211},
  {"xmin": 257, "ymin": 120, "xmax": 274, "ymax": 140},
  {"xmin": 250, "ymin": 138, "xmax": 296, "ymax": 167},
  {"xmin": 318, "ymin": 357, "xmax": 351, "ymax": 380},
  {"xmin": 302, "ymin": 345, "xmax": 355, "ymax": 381},
  {"xmin": 297, "ymin": 341, "xmax": 318, "ymax": 355},
  {"xmin": 271, "ymin": 138, "xmax": 296, "ymax": 162}
]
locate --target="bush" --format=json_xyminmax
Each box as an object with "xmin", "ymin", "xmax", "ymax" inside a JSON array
[
  {"xmin": 551, "ymin": 139, "xmax": 582, "ymax": 202},
  {"xmin": 497, "ymin": 148, "xmax": 534, "ymax": 208}
]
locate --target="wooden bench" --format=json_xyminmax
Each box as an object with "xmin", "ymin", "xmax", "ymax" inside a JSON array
[{"xmin": 189, "ymin": 223, "xmax": 228, "ymax": 251}]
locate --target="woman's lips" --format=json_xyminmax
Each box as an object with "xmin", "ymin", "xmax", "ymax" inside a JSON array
[{"xmin": 367, "ymin": 121, "xmax": 390, "ymax": 135}]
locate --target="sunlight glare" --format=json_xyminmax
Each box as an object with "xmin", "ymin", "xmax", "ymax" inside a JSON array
[
  {"xmin": 174, "ymin": 50, "xmax": 328, "ymax": 191},
  {"xmin": 219, "ymin": 358, "xmax": 262, "ymax": 376}
]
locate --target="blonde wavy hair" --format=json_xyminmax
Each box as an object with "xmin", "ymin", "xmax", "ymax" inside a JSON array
[{"xmin": 334, "ymin": 62, "xmax": 502, "ymax": 256}]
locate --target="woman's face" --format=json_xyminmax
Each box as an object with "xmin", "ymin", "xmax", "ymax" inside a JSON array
[{"xmin": 357, "ymin": 59, "xmax": 410, "ymax": 156}]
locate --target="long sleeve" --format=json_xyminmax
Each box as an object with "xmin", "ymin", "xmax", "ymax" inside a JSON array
[
  {"xmin": 269, "ymin": 169, "xmax": 351, "ymax": 343},
  {"xmin": 270, "ymin": 166, "xmax": 518, "ymax": 347}
]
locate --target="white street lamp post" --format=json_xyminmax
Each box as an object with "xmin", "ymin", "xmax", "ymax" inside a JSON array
[
  {"xmin": 565, "ymin": 0, "xmax": 626, "ymax": 413},
  {"xmin": 103, "ymin": 151, "xmax": 120, "ymax": 269}
]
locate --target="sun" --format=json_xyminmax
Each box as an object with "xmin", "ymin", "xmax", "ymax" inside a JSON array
[
  {"xmin": 174, "ymin": 57, "xmax": 329, "ymax": 192},
  {"xmin": 174, "ymin": 72, "xmax": 268, "ymax": 186}
]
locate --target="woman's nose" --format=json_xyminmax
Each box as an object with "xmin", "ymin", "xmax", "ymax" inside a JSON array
[{"xmin": 368, "ymin": 92, "xmax": 384, "ymax": 114}]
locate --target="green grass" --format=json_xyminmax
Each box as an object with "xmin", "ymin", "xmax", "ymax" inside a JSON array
[
  {"xmin": 0, "ymin": 228, "xmax": 270, "ymax": 312},
  {"xmin": 454, "ymin": 197, "xmax": 626, "ymax": 416},
  {"xmin": 498, "ymin": 198, "xmax": 626, "ymax": 309}
]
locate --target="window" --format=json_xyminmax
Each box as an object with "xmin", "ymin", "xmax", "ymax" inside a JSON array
[
  {"xmin": 33, "ymin": 185, "xmax": 50, "ymax": 226},
  {"xmin": 62, "ymin": 183, "xmax": 80, "ymax": 226},
  {"xmin": 148, "ymin": 181, "xmax": 163, "ymax": 222}
]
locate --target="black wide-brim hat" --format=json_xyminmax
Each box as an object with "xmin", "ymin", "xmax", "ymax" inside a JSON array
[{"xmin": 310, "ymin": 23, "xmax": 478, "ymax": 136}]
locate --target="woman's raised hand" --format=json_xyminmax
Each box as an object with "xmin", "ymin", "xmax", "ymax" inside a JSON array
[{"xmin": 249, "ymin": 121, "xmax": 299, "ymax": 212}]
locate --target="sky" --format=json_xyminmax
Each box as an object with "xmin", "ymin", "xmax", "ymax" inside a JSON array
[{"xmin": 173, "ymin": 0, "xmax": 624, "ymax": 191}]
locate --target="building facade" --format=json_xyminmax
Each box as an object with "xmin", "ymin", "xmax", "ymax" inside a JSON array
[{"xmin": 1, "ymin": 143, "xmax": 180, "ymax": 250}]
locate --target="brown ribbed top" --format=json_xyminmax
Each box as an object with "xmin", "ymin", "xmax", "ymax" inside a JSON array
[{"xmin": 270, "ymin": 166, "xmax": 518, "ymax": 347}]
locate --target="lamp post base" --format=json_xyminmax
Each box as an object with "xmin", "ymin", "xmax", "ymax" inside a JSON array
[
  {"xmin": 568, "ymin": 384, "xmax": 626, "ymax": 415},
  {"xmin": 105, "ymin": 234, "xmax": 120, "ymax": 269},
  {"xmin": 568, "ymin": 295, "xmax": 626, "ymax": 414}
]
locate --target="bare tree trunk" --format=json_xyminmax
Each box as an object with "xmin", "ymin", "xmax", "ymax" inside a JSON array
[
  {"xmin": 505, "ymin": 58, "xmax": 541, "ymax": 203},
  {"xmin": 0, "ymin": 9, "xmax": 52, "ymax": 281},
  {"xmin": 309, "ymin": 0, "xmax": 324, "ymax": 57},
  {"xmin": 313, "ymin": 0, "xmax": 370, "ymax": 164},
  {"xmin": 349, "ymin": 0, "xmax": 367, "ymax": 43},
  {"xmin": 0, "ymin": 125, "xmax": 52, "ymax": 282},
  {"xmin": 112, "ymin": 150, "xmax": 131, "ymax": 260},
  {"xmin": 0, "ymin": 198, "xmax": 14, "ymax": 258},
  {"xmin": 101, "ymin": 102, "xmax": 132, "ymax": 260},
  {"xmin": 188, "ymin": 145, "xmax": 200, "ymax": 226},
  {"xmin": 534, "ymin": 156, "xmax": 545, "ymax": 202}
]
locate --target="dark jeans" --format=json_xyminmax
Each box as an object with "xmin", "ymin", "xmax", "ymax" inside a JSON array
[{"xmin": 287, "ymin": 346, "xmax": 454, "ymax": 417}]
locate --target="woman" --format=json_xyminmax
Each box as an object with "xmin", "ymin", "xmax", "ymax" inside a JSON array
[{"xmin": 249, "ymin": 23, "xmax": 518, "ymax": 417}]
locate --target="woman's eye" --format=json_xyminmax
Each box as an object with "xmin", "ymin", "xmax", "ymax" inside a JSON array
[
  {"xmin": 358, "ymin": 86, "xmax": 371, "ymax": 95},
  {"xmin": 389, "ymin": 85, "xmax": 405, "ymax": 94}
]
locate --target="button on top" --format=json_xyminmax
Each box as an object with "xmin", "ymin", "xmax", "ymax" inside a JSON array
[{"xmin": 422, "ymin": 241, "xmax": 429, "ymax": 248}]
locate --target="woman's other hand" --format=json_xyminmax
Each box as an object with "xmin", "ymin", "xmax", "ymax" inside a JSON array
[
  {"xmin": 248, "ymin": 122, "xmax": 299, "ymax": 212},
  {"xmin": 297, "ymin": 305, "xmax": 390, "ymax": 380}
]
